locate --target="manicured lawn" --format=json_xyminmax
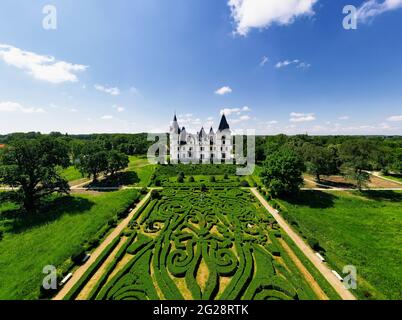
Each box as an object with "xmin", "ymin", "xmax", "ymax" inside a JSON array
[
  {"xmin": 0, "ymin": 189, "xmax": 139, "ymax": 300},
  {"xmin": 277, "ymin": 190, "xmax": 402, "ymax": 300},
  {"xmin": 126, "ymin": 155, "xmax": 155, "ymax": 187},
  {"xmin": 59, "ymin": 166, "xmax": 83, "ymax": 182}
]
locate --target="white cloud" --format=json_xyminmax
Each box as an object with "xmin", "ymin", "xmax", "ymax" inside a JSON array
[
  {"xmin": 228, "ymin": 0, "xmax": 318, "ymax": 36},
  {"xmin": 230, "ymin": 115, "xmax": 251, "ymax": 124},
  {"xmin": 276, "ymin": 59, "xmax": 310, "ymax": 69},
  {"xmin": 220, "ymin": 106, "xmax": 251, "ymax": 116},
  {"xmin": 95, "ymin": 84, "xmax": 121, "ymax": 96},
  {"xmin": 338, "ymin": 115, "xmax": 349, "ymax": 120},
  {"xmin": 260, "ymin": 56, "xmax": 269, "ymax": 67},
  {"xmin": 357, "ymin": 0, "xmax": 402, "ymax": 22},
  {"xmin": 0, "ymin": 101, "xmax": 45, "ymax": 114},
  {"xmin": 0, "ymin": 44, "xmax": 87, "ymax": 84},
  {"xmin": 215, "ymin": 86, "xmax": 232, "ymax": 95},
  {"xmin": 112, "ymin": 105, "xmax": 125, "ymax": 112},
  {"xmin": 387, "ymin": 115, "xmax": 402, "ymax": 122},
  {"xmin": 290, "ymin": 112, "xmax": 316, "ymax": 122},
  {"xmin": 101, "ymin": 115, "xmax": 114, "ymax": 120}
]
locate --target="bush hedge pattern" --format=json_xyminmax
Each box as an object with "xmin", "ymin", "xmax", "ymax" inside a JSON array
[{"xmin": 72, "ymin": 189, "xmax": 322, "ymax": 300}]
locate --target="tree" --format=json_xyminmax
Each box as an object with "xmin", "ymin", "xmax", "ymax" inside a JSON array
[
  {"xmin": 303, "ymin": 143, "xmax": 339, "ymax": 181},
  {"xmin": 107, "ymin": 150, "xmax": 129, "ymax": 176},
  {"xmin": 260, "ymin": 149, "xmax": 305, "ymax": 197},
  {"xmin": 0, "ymin": 137, "xmax": 70, "ymax": 212},
  {"xmin": 339, "ymin": 139, "xmax": 377, "ymax": 191},
  {"xmin": 76, "ymin": 142, "xmax": 108, "ymax": 183}
]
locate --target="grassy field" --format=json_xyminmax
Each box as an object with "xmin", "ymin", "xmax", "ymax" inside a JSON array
[
  {"xmin": 126, "ymin": 155, "xmax": 155, "ymax": 187},
  {"xmin": 0, "ymin": 189, "xmax": 139, "ymax": 300},
  {"xmin": 59, "ymin": 166, "xmax": 83, "ymax": 182},
  {"xmin": 277, "ymin": 190, "xmax": 402, "ymax": 300}
]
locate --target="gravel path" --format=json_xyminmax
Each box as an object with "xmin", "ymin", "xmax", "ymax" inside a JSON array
[{"xmin": 250, "ymin": 188, "xmax": 356, "ymax": 300}]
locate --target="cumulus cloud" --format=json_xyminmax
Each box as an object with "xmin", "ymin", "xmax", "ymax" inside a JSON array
[
  {"xmin": 290, "ymin": 112, "xmax": 316, "ymax": 122},
  {"xmin": 220, "ymin": 106, "xmax": 251, "ymax": 116},
  {"xmin": 215, "ymin": 86, "xmax": 232, "ymax": 95},
  {"xmin": 101, "ymin": 115, "xmax": 114, "ymax": 120},
  {"xmin": 357, "ymin": 0, "xmax": 402, "ymax": 22},
  {"xmin": 387, "ymin": 115, "xmax": 402, "ymax": 121},
  {"xmin": 0, "ymin": 101, "xmax": 45, "ymax": 114},
  {"xmin": 0, "ymin": 44, "xmax": 87, "ymax": 84},
  {"xmin": 95, "ymin": 84, "xmax": 121, "ymax": 96},
  {"xmin": 338, "ymin": 115, "xmax": 350, "ymax": 120},
  {"xmin": 228, "ymin": 0, "xmax": 318, "ymax": 36}
]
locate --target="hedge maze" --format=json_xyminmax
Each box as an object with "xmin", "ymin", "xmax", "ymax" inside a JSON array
[{"xmin": 69, "ymin": 188, "xmax": 327, "ymax": 300}]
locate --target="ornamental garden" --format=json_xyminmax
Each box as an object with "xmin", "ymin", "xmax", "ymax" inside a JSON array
[{"xmin": 63, "ymin": 186, "xmax": 339, "ymax": 300}]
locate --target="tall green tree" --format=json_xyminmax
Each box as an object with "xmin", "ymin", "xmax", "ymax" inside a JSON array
[
  {"xmin": 339, "ymin": 139, "xmax": 377, "ymax": 191},
  {"xmin": 260, "ymin": 149, "xmax": 305, "ymax": 197},
  {"xmin": 107, "ymin": 150, "xmax": 129, "ymax": 176},
  {"xmin": 76, "ymin": 142, "xmax": 109, "ymax": 183},
  {"xmin": 0, "ymin": 137, "xmax": 70, "ymax": 212},
  {"xmin": 303, "ymin": 143, "xmax": 340, "ymax": 181}
]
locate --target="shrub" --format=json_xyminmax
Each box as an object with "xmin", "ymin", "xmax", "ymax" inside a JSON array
[
  {"xmin": 307, "ymin": 238, "xmax": 320, "ymax": 251},
  {"xmin": 71, "ymin": 246, "xmax": 86, "ymax": 265},
  {"xmin": 240, "ymin": 180, "xmax": 250, "ymax": 187},
  {"xmin": 209, "ymin": 176, "xmax": 216, "ymax": 183},
  {"xmin": 188, "ymin": 176, "xmax": 195, "ymax": 182},
  {"xmin": 151, "ymin": 189, "xmax": 161, "ymax": 200},
  {"xmin": 223, "ymin": 173, "xmax": 229, "ymax": 180},
  {"xmin": 177, "ymin": 175, "xmax": 184, "ymax": 183},
  {"xmin": 154, "ymin": 179, "xmax": 161, "ymax": 186},
  {"xmin": 0, "ymin": 230, "xmax": 3, "ymax": 241},
  {"xmin": 140, "ymin": 187, "xmax": 148, "ymax": 195},
  {"xmin": 200, "ymin": 183, "xmax": 207, "ymax": 192}
]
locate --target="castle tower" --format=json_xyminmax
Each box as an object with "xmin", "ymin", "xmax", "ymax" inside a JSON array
[{"xmin": 169, "ymin": 113, "xmax": 232, "ymax": 164}]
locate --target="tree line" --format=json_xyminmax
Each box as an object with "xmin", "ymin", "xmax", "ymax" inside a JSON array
[
  {"xmin": 258, "ymin": 135, "xmax": 402, "ymax": 197},
  {"xmin": 0, "ymin": 133, "xmax": 151, "ymax": 213}
]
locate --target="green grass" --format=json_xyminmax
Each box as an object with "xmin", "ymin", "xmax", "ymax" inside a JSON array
[
  {"xmin": 0, "ymin": 189, "xmax": 139, "ymax": 300},
  {"xmin": 59, "ymin": 166, "xmax": 84, "ymax": 182},
  {"xmin": 383, "ymin": 174, "xmax": 402, "ymax": 184},
  {"xmin": 127, "ymin": 155, "xmax": 155, "ymax": 187},
  {"xmin": 277, "ymin": 190, "xmax": 402, "ymax": 300}
]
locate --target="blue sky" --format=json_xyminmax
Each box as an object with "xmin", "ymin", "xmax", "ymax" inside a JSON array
[{"xmin": 0, "ymin": 0, "xmax": 401, "ymax": 135}]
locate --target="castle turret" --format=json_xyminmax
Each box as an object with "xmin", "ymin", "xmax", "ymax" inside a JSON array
[{"xmin": 218, "ymin": 114, "xmax": 230, "ymax": 132}]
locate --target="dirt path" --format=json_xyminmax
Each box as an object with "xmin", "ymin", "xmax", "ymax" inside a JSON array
[
  {"xmin": 368, "ymin": 171, "xmax": 402, "ymax": 186},
  {"xmin": 76, "ymin": 237, "xmax": 127, "ymax": 300},
  {"xmin": 250, "ymin": 188, "xmax": 356, "ymax": 300},
  {"xmin": 279, "ymin": 239, "xmax": 328, "ymax": 300},
  {"xmin": 53, "ymin": 191, "xmax": 152, "ymax": 300}
]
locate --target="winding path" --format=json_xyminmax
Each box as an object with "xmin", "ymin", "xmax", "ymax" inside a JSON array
[{"xmin": 250, "ymin": 188, "xmax": 356, "ymax": 300}]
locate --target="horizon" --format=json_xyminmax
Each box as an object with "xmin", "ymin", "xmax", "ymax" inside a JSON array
[{"xmin": 1, "ymin": 0, "xmax": 402, "ymax": 135}]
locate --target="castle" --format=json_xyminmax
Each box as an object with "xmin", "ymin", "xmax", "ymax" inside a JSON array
[{"xmin": 169, "ymin": 113, "xmax": 233, "ymax": 163}]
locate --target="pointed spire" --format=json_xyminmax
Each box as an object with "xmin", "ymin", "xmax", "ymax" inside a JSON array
[
  {"xmin": 218, "ymin": 113, "xmax": 230, "ymax": 131},
  {"xmin": 209, "ymin": 126, "xmax": 214, "ymax": 134}
]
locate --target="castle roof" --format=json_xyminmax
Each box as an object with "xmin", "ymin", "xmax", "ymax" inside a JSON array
[{"xmin": 218, "ymin": 114, "xmax": 230, "ymax": 131}]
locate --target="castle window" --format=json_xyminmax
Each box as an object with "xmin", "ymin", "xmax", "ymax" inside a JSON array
[{"xmin": 222, "ymin": 153, "xmax": 226, "ymax": 159}]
